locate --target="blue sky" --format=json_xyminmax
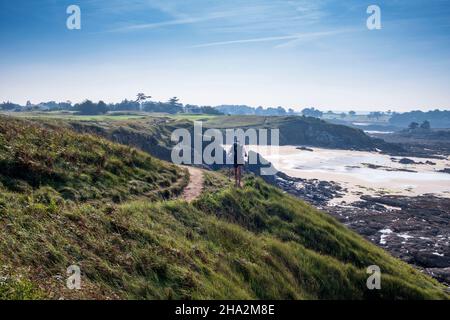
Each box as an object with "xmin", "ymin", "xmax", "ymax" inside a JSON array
[{"xmin": 1, "ymin": 0, "xmax": 449, "ymax": 111}]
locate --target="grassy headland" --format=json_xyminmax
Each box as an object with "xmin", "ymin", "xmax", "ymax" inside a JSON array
[{"xmin": 0, "ymin": 116, "xmax": 447, "ymax": 299}]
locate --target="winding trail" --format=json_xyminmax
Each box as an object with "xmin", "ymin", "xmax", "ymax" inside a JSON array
[{"xmin": 181, "ymin": 166, "xmax": 204, "ymax": 202}]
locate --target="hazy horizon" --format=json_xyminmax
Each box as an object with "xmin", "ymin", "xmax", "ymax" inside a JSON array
[
  {"xmin": 2, "ymin": 97, "xmax": 449, "ymax": 114},
  {"xmin": 1, "ymin": 0, "xmax": 450, "ymax": 112}
]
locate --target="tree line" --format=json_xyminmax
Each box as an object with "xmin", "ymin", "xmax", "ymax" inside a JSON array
[
  {"xmin": 3, "ymin": 98, "xmax": 448, "ymax": 127},
  {"xmin": 0, "ymin": 95, "xmax": 223, "ymax": 115}
]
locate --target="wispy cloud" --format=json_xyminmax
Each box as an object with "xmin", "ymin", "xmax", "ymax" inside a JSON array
[
  {"xmin": 106, "ymin": 0, "xmax": 327, "ymax": 35},
  {"xmin": 108, "ymin": 11, "xmax": 235, "ymax": 32},
  {"xmin": 190, "ymin": 35, "xmax": 305, "ymax": 48},
  {"xmin": 190, "ymin": 30, "xmax": 353, "ymax": 48},
  {"xmin": 102, "ymin": 0, "xmax": 352, "ymax": 50},
  {"xmin": 274, "ymin": 29, "xmax": 357, "ymax": 48}
]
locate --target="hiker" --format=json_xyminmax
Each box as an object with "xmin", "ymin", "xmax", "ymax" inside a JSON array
[{"xmin": 230, "ymin": 137, "xmax": 247, "ymax": 188}]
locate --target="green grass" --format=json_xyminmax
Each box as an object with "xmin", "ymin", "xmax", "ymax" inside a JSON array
[
  {"xmin": 202, "ymin": 170, "xmax": 233, "ymax": 193},
  {"xmin": 202, "ymin": 115, "xmax": 275, "ymax": 128},
  {"xmin": 0, "ymin": 266, "xmax": 44, "ymax": 300},
  {"xmin": 0, "ymin": 116, "xmax": 447, "ymax": 300},
  {"xmin": 1, "ymin": 111, "xmax": 220, "ymax": 122},
  {"xmin": 166, "ymin": 114, "xmax": 220, "ymax": 121},
  {"xmin": 2, "ymin": 176, "xmax": 446, "ymax": 299},
  {"xmin": 0, "ymin": 116, "xmax": 187, "ymax": 202},
  {"xmin": 1, "ymin": 111, "xmax": 149, "ymax": 121}
]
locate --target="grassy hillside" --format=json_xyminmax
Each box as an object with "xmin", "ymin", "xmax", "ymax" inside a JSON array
[
  {"xmin": 0, "ymin": 117, "xmax": 447, "ymax": 299},
  {"xmin": 0, "ymin": 116, "xmax": 188, "ymax": 299},
  {"xmin": 0, "ymin": 117, "xmax": 187, "ymax": 202},
  {"xmin": 202, "ymin": 115, "xmax": 400, "ymax": 151}
]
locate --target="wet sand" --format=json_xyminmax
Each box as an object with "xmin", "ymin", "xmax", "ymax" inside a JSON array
[{"xmin": 249, "ymin": 145, "xmax": 450, "ymax": 204}]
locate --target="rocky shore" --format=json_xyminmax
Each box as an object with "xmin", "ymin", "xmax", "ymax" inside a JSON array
[
  {"xmin": 270, "ymin": 171, "xmax": 346, "ymax": 206},
  {"xmin": 270, "ymin": 173, "xmax": 450, "ymax": 286},
  {"xmin": 325, "ymin": 195, "xmax": 450, "ymax": 285}
]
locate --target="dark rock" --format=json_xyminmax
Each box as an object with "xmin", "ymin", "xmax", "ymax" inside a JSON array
[
  {"xmin": 352, "ymin": 200, "xmax": 386, "ymax": 211},
  {"xmin": 267, "ymin": 171, "xmax": 345, "ymax": 206},
  {"xmin": 362, "ymin": 163, "xmax": 383, "ymax": 169},
  {"xmin": 324, "ymin": 194, "xmax": 450, "ymax": 285},
  {"xmin": 361, "ymin": 162, "xmax": 417, "ymax": 173},
  {"xmin": 412, "ymin": 252, "xmax": 450, "ymax": 268},
  {"xmin": 425, "ymin": 268, "xmax": 450, "ymax": 285},
  {"xmin": 399, "ymin": 158, "xmax": 416, "ymax": 164}
]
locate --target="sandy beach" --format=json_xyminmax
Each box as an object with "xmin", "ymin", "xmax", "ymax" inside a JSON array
[{"xmin": 248, "ymin": 145, "xmax": 450, "ymax": 204}]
